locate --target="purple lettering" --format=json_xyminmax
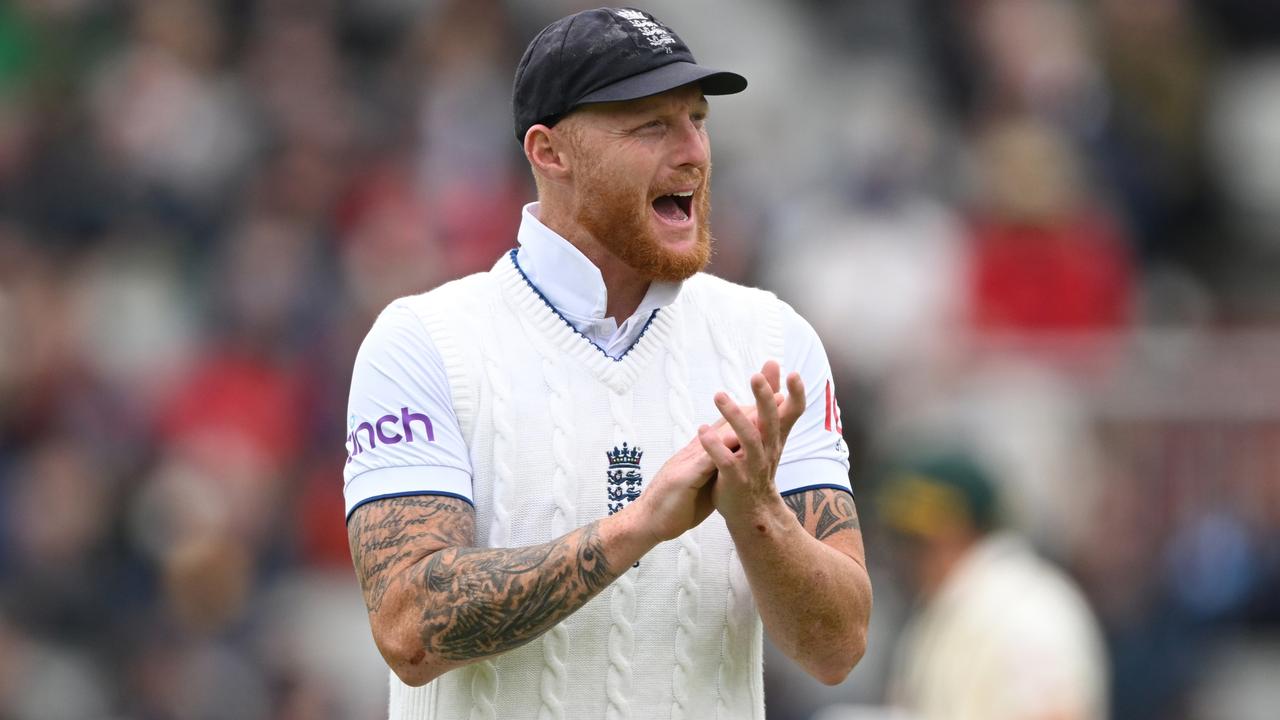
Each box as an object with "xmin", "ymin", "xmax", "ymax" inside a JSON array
[
  {"xmin": 376, "ymin": 414, "xmax": 403, "ymax": 444},
  {"xmin": 346, "ymin": 430, "xmax": 363, "ymax": 463},
  {"xmin": 347, "ymin": 408, "xmax": 435, "ymax": 460},
  {"xmin": 355, "ymin": 421, "xmax": 376, "ymax": 451},
  {"xmin": 401, "ymin": 407, "xmax": 434, "ymax": 442}
]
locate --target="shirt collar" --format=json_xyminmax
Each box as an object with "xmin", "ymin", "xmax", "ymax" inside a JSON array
[{"xmin": 515, "ymin": 202, "xmax": 681, "ymax": 325}]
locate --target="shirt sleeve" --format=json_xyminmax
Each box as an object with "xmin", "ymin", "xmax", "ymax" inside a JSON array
[
  {"xmin": 775, "ymin": 302, "xmax": 854, "ymax": 497},
  {"xmin": 343, "ymin": 301, "xmax": 473, "ymax": 519}
]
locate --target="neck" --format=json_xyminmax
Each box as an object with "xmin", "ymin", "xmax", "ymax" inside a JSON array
[{"xmin": 537, "ymin": 200, "xmax": 650, "ymax": 321}]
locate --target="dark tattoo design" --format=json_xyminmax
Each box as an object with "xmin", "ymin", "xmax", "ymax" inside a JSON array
[
  {"xmin": 348, "ymin": 495, "xmax": 474, "ymax": 612},
  {"xmin": 415, "ymin": 521, "xmax": 614, "ymax": 659},
  {"xmin": 348, "ymin": 495, "xmax": 621, "ymax": 664},
  {"xmin": 784, "ymin": 492, "xmax": 808, "ymax": 526},
  {"xmin": 784, "ymin": 489, "xmax": 861, "ymax": 542}
]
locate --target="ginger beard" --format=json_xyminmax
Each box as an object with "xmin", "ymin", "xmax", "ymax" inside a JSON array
[{"xmin": 572, "ymin": 153, "xmax": 713, "ymax": 282}]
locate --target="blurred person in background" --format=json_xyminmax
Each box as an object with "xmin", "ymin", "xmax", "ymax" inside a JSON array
[
  {"xmin": 964, "ymin": 115, "xmax": 1135, "ymax": 349},
  {"xmin": 879, "ymin": 453, "xmax": 1108, "ymax": 720}
]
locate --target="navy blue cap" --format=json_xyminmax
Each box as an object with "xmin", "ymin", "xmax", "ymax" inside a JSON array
[{"xmin": 512, "ymin": 7, "xmax": 747, "ymax": 141}]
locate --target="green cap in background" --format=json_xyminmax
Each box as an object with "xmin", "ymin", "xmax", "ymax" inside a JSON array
[{"xmin": 877, "ymin": 454, "xmax": 1002, "ymax": 538}]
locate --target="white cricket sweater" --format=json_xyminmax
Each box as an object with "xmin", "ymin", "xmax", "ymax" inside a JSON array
[{"xmin": 389, "ymin": 250, "xmax": 786, "ymax": 720}]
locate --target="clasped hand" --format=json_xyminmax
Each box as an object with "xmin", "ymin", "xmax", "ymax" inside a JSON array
[
  {"xmin": 698, "ymin": 360, "xmax": 806, "ymax": 527},
  {"xmin": 638, "ymin": 360, "xmax": 805, "ymax": 542}
]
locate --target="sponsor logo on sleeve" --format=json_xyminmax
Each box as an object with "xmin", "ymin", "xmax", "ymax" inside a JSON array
[{"xmin": 346, "ymin": 407, "xmax": 435, "ymax": 463}]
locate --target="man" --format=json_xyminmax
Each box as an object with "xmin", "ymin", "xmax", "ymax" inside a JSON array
[
  {"xmin": 880, "ymin": 454, "xmax": 1108, "ymax": 720},
  {"xmin": 343, "ymin": 8, "xmax": 872, "ymax": 719}
]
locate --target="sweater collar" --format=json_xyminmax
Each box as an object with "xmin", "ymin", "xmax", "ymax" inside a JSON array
[{"xmin": 514, "ymin": 202, "xmax": 681, "ymax": 326}]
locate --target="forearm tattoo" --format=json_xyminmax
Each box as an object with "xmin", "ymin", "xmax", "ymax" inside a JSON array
[
  {"xmin": 348, "ymin": 495, "xmax": 619, "ymax": 662},
  {"xmin": 784, "ymin": 488, "xmax": 861, "ymax": 541},
  {"xmin": 414, "ymin": 523, "xmax": 613, "ymax": 659}
]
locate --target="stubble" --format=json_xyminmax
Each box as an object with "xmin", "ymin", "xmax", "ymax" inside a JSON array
[{"xmin": 573, "ymin": 152, "xmax": 713, "ymax": 282}]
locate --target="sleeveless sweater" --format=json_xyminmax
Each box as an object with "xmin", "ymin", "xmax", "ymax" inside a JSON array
[{"xmin": 389, "ymin": 252, "xmax": 786, "ymax": 720}]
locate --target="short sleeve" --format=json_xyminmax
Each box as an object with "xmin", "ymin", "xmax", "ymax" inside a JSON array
[
  {"xmin": 775, "ymin": 303, "xmax": 854, "ymax": 498},
  {"xmin": 343, "ymin": 302, "xmax": 473, "ymax": 518}
]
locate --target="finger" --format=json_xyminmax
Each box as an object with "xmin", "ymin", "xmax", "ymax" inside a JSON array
[
  {"xmin": 779, "ymin": 372, "xmax": 807, "ymax": 440},
  {"xmin": 698, "ymin": 423, "xmax": 740, "ymax": 475},
  {"xmin": 711, "ymin": 392, "xmax": 768, "ymax": 438},
  {"xmin": 752, "ymin": 372, "xmax": 779, "ymax": 455},
  {"xmin": 708, "ymin": 397, "xmax": 781, "ymax": 448},
  {"xmin": 762, "ymin": 360, "xmax": 782, "ymax": 393},
  {"xmin": 706, "ymin": 412, "xmax": 744, "ymax": 451},
  {"xmin": 715, "ymin": 391, "xmax": 764, "ymax": 466},
  {"xmin": 687, "ymin": 426, "xmax": 720, "ymax": 482}
]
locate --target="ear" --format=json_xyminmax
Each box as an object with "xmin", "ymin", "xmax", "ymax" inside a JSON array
[{"xmin": 524, "ymin": 124, "xmax": 573, "ymax": 182}]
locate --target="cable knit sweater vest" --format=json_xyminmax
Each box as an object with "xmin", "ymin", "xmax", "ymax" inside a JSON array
[{"xmin": 389, "ymin": 251, "xmax": 785, "ymax": 720}]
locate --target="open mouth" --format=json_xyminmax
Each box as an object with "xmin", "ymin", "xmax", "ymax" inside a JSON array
[{"xmin": 651, "ymin": 191, "xmax": 694, "ymax": 223}]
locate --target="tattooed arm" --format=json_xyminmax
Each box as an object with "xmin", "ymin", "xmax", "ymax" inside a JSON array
[
  {"xmin": 774, "ymin": 488, "xmax": 872, "ymax": 678},
  {"xmin": 724, "ymin": 486, "xmax": 871, "ymax": 686},
  {"xmin": 347, "ymin": 433, "xmax": 722, "ymax": 686},
  {"xmin": 348, "ymin": 496, "xmax": 627, "ymax": 686},
  {"xmin": 701, "ymin": 363, "xmax": 872, "ymax": 685}
]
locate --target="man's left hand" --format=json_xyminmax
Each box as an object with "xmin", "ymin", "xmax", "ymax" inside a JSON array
[{"xmin": 698, "ymin": 360, "xmax": 805, "ymax": 526}]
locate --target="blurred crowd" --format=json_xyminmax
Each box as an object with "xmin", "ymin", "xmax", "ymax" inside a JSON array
[{"xmin": 0, "ymin": 1, "xmax": 1277, "ymax": 718}]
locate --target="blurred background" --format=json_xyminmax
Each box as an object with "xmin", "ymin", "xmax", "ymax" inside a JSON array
[{"xmin": 0, "ymin": 0, "xmax": 1277, "ymax": 718}]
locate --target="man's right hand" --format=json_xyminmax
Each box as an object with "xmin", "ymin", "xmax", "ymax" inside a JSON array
[{"xmin": 628, "ymin": 434, "xmax": 719, "ymax": 543}]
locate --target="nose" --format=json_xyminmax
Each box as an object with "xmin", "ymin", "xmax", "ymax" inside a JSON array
[{"xmin": 669, "ymin": 116, "xmax": 709, "ymax": 169}]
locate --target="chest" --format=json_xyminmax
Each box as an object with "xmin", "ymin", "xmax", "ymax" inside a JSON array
[
  {"xmin": 466, "ymin": 343, "xmax": 748, "ymax": 545},
  {"xmin": 425, "ymin": 267, "xmax": 782, "ymax": 546}
]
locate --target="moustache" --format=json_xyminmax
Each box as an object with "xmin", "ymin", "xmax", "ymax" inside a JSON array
[{"xmin": 651, "ymin": 167, "xmax": 709, "ymax": 198}]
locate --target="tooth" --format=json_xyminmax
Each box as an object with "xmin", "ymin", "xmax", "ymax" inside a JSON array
[{"xmin": 673, "ymin": 191, "xmax": 693, "ymax": 197}]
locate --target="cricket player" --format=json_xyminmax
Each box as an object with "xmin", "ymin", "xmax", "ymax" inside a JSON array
[
  {"xmin": 880, "ymin": 455, "xmax": 1108, "ymax": 720},
  {"xmin": 344, "ymin": 8, "xmax": 872, "ymax": 718}
]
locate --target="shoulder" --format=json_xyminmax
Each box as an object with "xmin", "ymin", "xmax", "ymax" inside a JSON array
[
  {"xmin": 682, "ymin": 272, "xmax": 781, "ymax": 308},
  {"xmin": 396, "ymin": 269, "xmax": 502, "ymax": 318},
  {"xmin": 363, "ymin": 269, "xmax": 502, "ymax": 343},
  {"xmin": 950, "ymin": 537, "xmax": 1100, "ymax": 640},
  {"xmin": 682, "ymin": 273, "xmax": 827, "ymax": 358},
  {"xmin": 682, "ymin": 273, "xmax": 820, "ymax": 326},
  {"xmin": 679, "ymin": 272, "xmax": 790, "ymax": 329},
  {"xmin": 353, "ymin": 268, "xmax": 504, "ymax": 375}
]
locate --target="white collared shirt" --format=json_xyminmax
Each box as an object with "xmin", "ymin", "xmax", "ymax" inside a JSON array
[
  {"xmin": 343, "ymin": 202, "xmax": 851, "ymax": 516},
  {"xmin": 513, "ymin": 203, "xmax": 682, "ymax": 359}
]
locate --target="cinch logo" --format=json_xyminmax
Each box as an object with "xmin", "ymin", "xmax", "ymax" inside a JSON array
[{"xmin": 346, "ymin": 407, "xmax": 434, "ymax": 463}]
